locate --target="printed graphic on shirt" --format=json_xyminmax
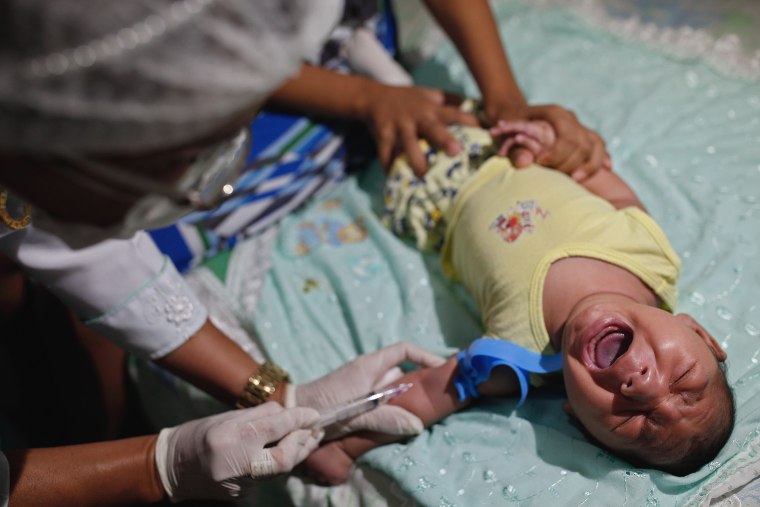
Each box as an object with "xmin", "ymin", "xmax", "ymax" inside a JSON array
[{"xmin": 489, "ymin": 200, "xmax": 549, "ymax": 243}]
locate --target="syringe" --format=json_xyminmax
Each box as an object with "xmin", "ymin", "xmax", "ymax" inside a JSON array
[{"xmin": 313, "ymin": 382, "xmax": 414, "ymax": 429}]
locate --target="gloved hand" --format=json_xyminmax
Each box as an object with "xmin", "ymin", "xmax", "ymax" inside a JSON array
[
  {"xmin": 285, "ymin": 341, "xmax": 446, "ymax": 439},
  {"xmin": 154, "ymin": 402, "xmax": 322, "ymax": 501}
]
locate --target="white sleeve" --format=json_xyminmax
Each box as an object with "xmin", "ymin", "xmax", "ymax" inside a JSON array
[{"xmin": 0, "ymin": 226, "xmax": 207, "ymax": 359}]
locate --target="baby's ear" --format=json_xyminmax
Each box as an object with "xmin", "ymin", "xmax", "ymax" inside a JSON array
[{"xmin": 676, "ymin": 313, "xmax": 728, "ymax": 361}]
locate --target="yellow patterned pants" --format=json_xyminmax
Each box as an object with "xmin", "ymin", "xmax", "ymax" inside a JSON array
[{"xmin": 383, "ymin": 124, "xmax": 496, "ymax": 251}]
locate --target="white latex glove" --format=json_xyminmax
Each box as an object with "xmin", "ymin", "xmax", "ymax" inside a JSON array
[
  {"xmin": 285, "ymin": 341, "xmax": 446, "ymax": 439},
  {"xmin": 154, "ymin": 402, "xmax": 322, "ymax": 501}
]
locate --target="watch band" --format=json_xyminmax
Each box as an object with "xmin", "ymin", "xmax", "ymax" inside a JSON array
[{"xmin": 235, "ymin": 361, "xmax": 291, "ymax": 409}]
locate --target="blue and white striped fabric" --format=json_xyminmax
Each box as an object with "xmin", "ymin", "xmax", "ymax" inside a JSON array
[
  {"xmin": 150, "ymin": 0, "xmax": 396, "ymax": 272},
  {"xmin": 150, "ymin": 113, "xmax": 347, "ymax": 272}
]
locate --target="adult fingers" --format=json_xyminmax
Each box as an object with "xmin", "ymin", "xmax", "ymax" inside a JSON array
[
  {"xmin": 535, "ymin": 138, "xmax": 567, "ymax": 169},
  {"xmin": 374, "ymin": 366, "xmax": 404, "ymax": 389},
  {"xmin": 375, "ymin": 341, "xmax": 446, "ymax": 369},
  {"xmin": 420, "ymin": 87, "xmax": 445, "ymax": 105},
  {"xmin": 257, "ymin": 428, "xmax": 323, "ymax": 477},
  {"xmin": 537, "ymin": 128, "xmax": 586, "ymax": 173},
  {"xmin": 528, "ymin": 104, "xmax": 599, "ymax": 173},
  {"xmin": 215, "ymin": 401, "xmax": 285, "ymax": 428},
  {"xmin": 533, "ymin": 120, "xmax": 556, "ymax": 146},
  {"xmin": 417, "ymin": 87, "xmax": 477, "ymax": 126},
  {"xmin": 528, "ymin": 104, "xmax": 577, "ymax": 129},
  {"xmin": 437, "ymin": 104, "xmax": 479, "ymax": 127},
  {"xmin": 357, "ymin": 405, "xmax": 424, "ymax": 435},
  {"xmin": 376, "ymin": 124, "xmax": 397, "ymax": 170},
  {"xmin": 570, "ymin": 132, "xmax": 607, "ymax": 181},
  {"xmin": 419, "ymin": 119, "xmax": 462, "ymax": 159},
  {"xmin": 545, "ymin": 140, "xmax": 587, "ymax": 174},
  {"xmin": 247, "ymin": 400, "xmax": 284, "ymax": 418},
  {"xmin": 326, "ymin": 405, "xmax": 424, "ymax": 440},
  {"xmin": 243, "ymin": 406, "xmax": 320, "ymax": 446},
  {"xmin": 223, "ymin": 401, "xmax": 284, "ymax": 426},
  {"xmin": 400, "ymin": 123, "xmax": 427, "ymax": 176}
]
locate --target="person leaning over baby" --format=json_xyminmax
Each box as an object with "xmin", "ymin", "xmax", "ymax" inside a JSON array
[{"xmin": 303, "ymin": 118, "xmax": 735, "ymax": 484}]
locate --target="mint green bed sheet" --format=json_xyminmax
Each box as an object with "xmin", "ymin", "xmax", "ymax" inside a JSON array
[
  {"xmin": 133, "ymin": 2, "xmax": 760, "ymax": 505},
  {"xmin": 240, "ymin": 3, "xmax": 760, "ymax": 505}
]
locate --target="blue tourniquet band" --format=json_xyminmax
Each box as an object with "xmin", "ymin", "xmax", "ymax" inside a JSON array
[{"xmin": 454, "ymin": 338, "xmax": 563, "ymax": 407}]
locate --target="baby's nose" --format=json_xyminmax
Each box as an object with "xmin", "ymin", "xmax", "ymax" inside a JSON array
[{"xmin": 619, "ymin": 366, "xmax": 667, "ymax": 405}]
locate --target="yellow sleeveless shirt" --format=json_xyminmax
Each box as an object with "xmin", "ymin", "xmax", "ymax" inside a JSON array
[{"xmin": 441, "ymin": 159, "xmax": 681, "ymax": 355}]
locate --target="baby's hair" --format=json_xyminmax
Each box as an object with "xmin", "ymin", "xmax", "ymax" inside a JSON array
[{"xmin": 656, "ymin": 362, "xmax": 735, "ymax": 476}]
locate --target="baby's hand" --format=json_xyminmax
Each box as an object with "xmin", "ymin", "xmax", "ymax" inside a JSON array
[{"xmin": 489, "ymin": 120, "xmax": 556, "ymax": 167}]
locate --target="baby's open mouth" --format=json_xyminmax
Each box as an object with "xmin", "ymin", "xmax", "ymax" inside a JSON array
[{"xmin": 594, "ymin": 330, "xmax": 632, "ymax": 369}]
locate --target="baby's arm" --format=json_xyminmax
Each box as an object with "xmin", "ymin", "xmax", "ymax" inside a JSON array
[
  {"xmin": 579, "ymin": 166, "xmax": 647, "ymax": 211},
  {"xmin": 304, "ymin": 357, "xmax": 519, "ymax": 484}
]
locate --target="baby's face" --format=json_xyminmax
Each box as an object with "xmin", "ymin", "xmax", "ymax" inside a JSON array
[{"xmin": 560, "ymin": 295, "xmax": 727, "ymax": 465}]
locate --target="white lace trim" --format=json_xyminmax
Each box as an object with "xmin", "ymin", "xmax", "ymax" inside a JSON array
[
  {"xmin": 410, "ymin": 0, "xmax": 760, "ymax": 82},
  {"xmin": 532, "ymin": 0, "xmax": 760, "ymax": 81}
]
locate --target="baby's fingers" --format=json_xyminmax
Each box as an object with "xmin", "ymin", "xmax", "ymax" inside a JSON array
[
  {"xmin": 513, "ymin": 134, "xmax": 543, "ymax": 155},
  {"xmin": 509, "ymin": 146, "xmax": 537, "ymax": 168},
  {"xmin": 490, "ymin": 120, "xmax": 554, "ymax": 146},
  {"xmin": 497, "ymin": 137, "xmax": 516, "ymax": 157}
]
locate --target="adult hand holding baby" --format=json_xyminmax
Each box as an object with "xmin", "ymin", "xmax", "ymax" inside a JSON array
[
  {"xmin": 484, "ymin": 102, "xmax": 610, "ymax": 181},
  {"xmin": 155, "ymin": 403, "xmax": 323, "ymax": 501},
  {"xmin": 362, "ymin": 83, "xmax": 479, "ymax": 176},
  {"xmin": 285, "ymin": 341, "xmax": 446, "ymax": 439}
]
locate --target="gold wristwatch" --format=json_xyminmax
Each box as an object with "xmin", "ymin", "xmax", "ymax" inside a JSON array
[{"xmin": 235, "ymin": 361, "xmax": 290, "ymax": 409}]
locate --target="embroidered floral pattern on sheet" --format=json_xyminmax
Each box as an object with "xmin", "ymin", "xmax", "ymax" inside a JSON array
[{"xmin": 292, "ymin": 199, "xmax": 368, "ymax": 256}]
